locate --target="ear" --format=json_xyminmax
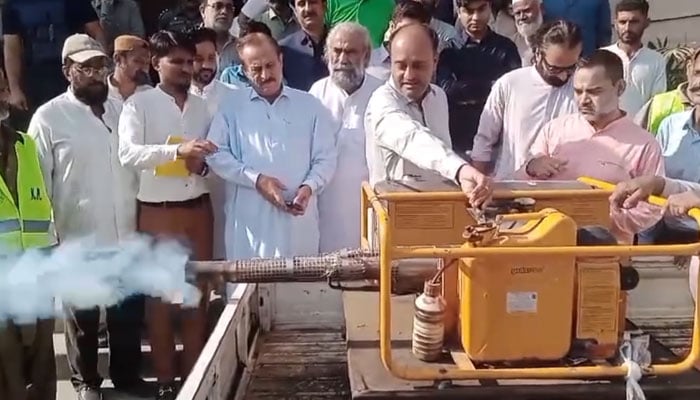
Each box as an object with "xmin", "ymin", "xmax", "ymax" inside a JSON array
[
  {"xmin": 62, "ymin": 64, "xmax": 71, "ymax": 82},
  {"xmin": 616, "ymin": 79, "xmax": 626, "ymax": 96},
  {"xmin": 199, "ymin": 4, "xmax": 205, "ymax": 17},
  {"xmin": 151, "ymin": 56, "xmax": 160, "ymax": 71}
]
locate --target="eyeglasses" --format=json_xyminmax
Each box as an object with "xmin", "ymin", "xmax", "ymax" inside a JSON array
[
  {"xmin": 73, "ymin": 63, "xmax": 109, "ymax": 77},
  {"xmin": 207, "ymin": 2, "xmax": 235, "ymax": 12},
  {"xmin": 538, "ymin": 52, "xmax": 578, "ymax": 75}
]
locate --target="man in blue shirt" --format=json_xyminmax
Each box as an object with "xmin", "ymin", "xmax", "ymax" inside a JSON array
[
  {"xmin": 638, "ymin": 48, "xmax": 700, "ymax": 244},
  {"xmin": 279, "ymin": 0, "xmax": 329, "ymax": 90},
  {"xmin": 542, "ymin": 0, "xmax": 611, "ymax": 57}
]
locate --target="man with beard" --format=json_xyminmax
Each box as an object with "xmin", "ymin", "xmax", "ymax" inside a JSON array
[
  {"xmin": 0, "ymin": 67, "xmax": 56, "ymax": 400},
  {"xmin": 437, "ymin": 0, "xmax": 520, "ymax": 155},
  {"xmin": 636, "ymin": 48, "xmax": 700, "ymax": 245},
  {"xmin": 471, "ymin": 20, "xmax": 581, "ymax": 178},
  {"xmin": 365, "ymin": 23, "xmax": 491, "ymax": 206},
  {"xmin": 118, "ymin": 30, "xmax": 216, "ymax": 400},
  {"xmin": 603, "ymin": 0, "xmax": 666, "ymax": 116},
  {"xmin": 309, "ymin": 22, "xmax": 381, "ymax": 252},
  {"xmin": 280, "ymin": 0, "xmax": 329, "ymax": 90},
  {"xmin": 27, "ymin": 34, "xmax": 146, "ymax": 400},
  {"xmin": 515, "ymin": 49, "xmax": 664, "ymax": 244},
  {"xmin": 190, "ymin": 27, "xmax": 239, "ymax": 261},
  {"xmin": 511, "ymin": 0, "xmax": 543, "ymax": 66},
  {"xmin": 158, "ymin": 0, "xmax": 204, "ymax": 33},
  {"xmin": 200, "ymin": 0, "xmax": 240, "ymax": 74},
  {"xmin": 108, "ymin": 35, "xmax": 152, "ymax": 106}
]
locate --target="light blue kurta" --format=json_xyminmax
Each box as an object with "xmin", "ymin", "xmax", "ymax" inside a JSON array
[{"xmin": 206, "ymin": 86, "xmax": 338, "ymax": 259}]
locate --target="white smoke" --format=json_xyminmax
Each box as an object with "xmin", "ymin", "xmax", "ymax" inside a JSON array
[{"xmin": 0, "ymin": 235, "xmax": 201, "ymax": 324}]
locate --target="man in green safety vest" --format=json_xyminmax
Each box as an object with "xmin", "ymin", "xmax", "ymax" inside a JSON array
[
  {"xmin": 0, "ymin": 68, "xmax": 57, "ymax": 400},
  {"xmin": 634, "ymin": 49, "xmax": 699, "ymax": 135}
]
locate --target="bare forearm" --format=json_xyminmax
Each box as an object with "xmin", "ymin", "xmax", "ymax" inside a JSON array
[{"xmin": 3, "ymin": 36, "xmax": 24, "ymax": 92}]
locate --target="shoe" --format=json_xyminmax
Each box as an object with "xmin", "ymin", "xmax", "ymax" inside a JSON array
[
  {"xmin": 156, "ymin": 383, "xmax": 177, "ymax": 400},
  {"xmin": 77, "ymin": 386, "xmax": 103, "ymax": 400},
  {"xmin": 113, "ymin": 379, "xmax": 155, "ymax": 398}
]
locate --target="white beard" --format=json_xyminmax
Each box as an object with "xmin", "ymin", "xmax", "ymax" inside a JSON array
[{"xmin": 516, "ymin": 13, "xmax": 544, "ymax": 42}]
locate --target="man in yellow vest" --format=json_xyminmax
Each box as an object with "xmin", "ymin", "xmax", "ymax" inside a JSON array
[
  {"xmin": 0, "ymin": 66, "xmax": 56, "ymax": 400},
  {"xmin": 634, "ymin": 48, "xmax": 699, "ymax": 135}
]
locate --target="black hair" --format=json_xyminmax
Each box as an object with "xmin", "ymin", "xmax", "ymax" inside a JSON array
[
  {"xmin": 615, "ymin": 0, "xmax": 650, "ymax": 17},
  {"xmin": 456, "ymin": 0, "xmax": 492, "ymax": 9},
  {"xmin": 240, "ymin": 21, "xmax": 273, "ymax": 38},
  {"xmin": 388, "ymin": 23, "xmax": 439, "ymax": 56},
  {"xmin": 531, "ymin": 19, "xmax": 583, "ymax": 53},
  {"xmin": 149, "ymin": 30, "xmax": 197, "ymax": 59},
  {"xmin": 189, "ymin": 27, "xmax": 218, "ymax": 48},
  {"xmin": 392, "ymin": 1, "xmax": 432, "ymax": 25},
  {"xmin": 236, "ymin": 32, "xmax": 282, "ymax": 58},
  {"xmin": 578, "ymin": 49, "xmax": 624, "ymax": 82}
]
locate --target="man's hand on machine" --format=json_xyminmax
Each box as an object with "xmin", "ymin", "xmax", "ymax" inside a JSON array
[
  {"xmin": 457, "ymin": 164, "xmax": 492, "ymax": 208},
  {"xmin": 525, "ymin": 155, "xmax": 568, "ymax": 179},
  {"xmin": 610, "ymin": 175, "xmax": 665, "ymax": 210},
  {"xmin": 665, "ymin": 191, "xmax": 700, "ymax": 217}
]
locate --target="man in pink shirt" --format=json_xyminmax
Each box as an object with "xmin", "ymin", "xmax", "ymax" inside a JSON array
[{"xmin": 517, "ymin": 49, "xmax": 664, "ymax": 243}]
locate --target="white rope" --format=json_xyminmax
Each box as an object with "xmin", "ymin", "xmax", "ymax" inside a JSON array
[{"xmin": 620, "ymin": 333, "xmax": 652, "ymax": 400}]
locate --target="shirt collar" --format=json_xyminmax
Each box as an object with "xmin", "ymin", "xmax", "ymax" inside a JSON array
[
  {"xmin": 267, "ymin": 7, "xmax": 294, "ymax": 25},
  {"xmin": 461, "ymin": 27, "xmax": 493, "ymax": 45},
  {"xmin": 387, "ymin": 77, "xmax": 436, "ymax": 108},
  {"xmin": 682, "ymin": 108, "xmax": 700, "ymax": 134},
  {"xmin": 248, "ymin": 84, "xmax": 291, "ymax": 103},
  {"xmin": 190, "ymin": 79, "xmax": 218, "ymax": 98}
]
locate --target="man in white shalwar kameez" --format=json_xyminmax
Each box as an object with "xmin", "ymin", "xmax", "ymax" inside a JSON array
[
  {"xmin": 206, "ymin": 32, "xmax": 337, "ymax": 260},
  {"xmin": 189, "ymin": 27, "xmax": 239, "ymax": 260},
  {"xmin": 309, "ymin": 23, "xmax": 382, "ymax": 253}
]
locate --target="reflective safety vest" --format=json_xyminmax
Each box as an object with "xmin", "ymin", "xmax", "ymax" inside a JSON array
[
  {"xmin": 647, "ymin": 90, "xmax": 687, "ymax": 135},
  {"xmin": 0, "ymin": 133, "xmax": 53, "ymax": 251}
]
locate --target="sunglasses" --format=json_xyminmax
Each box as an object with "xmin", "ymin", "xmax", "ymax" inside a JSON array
[{"xmin": 538, "ymin": 52, "xmax": 578, "ymax": 75}]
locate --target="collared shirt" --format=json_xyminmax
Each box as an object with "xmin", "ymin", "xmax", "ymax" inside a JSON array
[
  {"xmin": 437, "ymin": 28, "xmax": 521, "ymax": 153},
  {"xmin": 118, "ymin": 86, "xmax": 211, "ymax": 203},
  {"xmin": 217, "ymin": 36, "xmax": 240, "ymax": 73},
  {"xmin": 28, "ymin": 89, "xmax": 137, "ymax": 244},
  {"xmin": 367, "ymin": 45, "xmax": 391, "ymax": 82},
  {"xmin": 325, "ymin": 0, "xmax": 395, "ymax": 48},
  {"xmin": 279, "ymin": 29, "xmax": 329, "ymax": 91},
  {"xmin": 309, "ymin": 74, "xmax": 383, "ymax": 252},
  {"xmin": 255, "ymin": 7, "xmax": 299, "ymax": 41},
  {"xmin": 107, "ymin": 74, "xmax": 151, "ymax": 107},
  {"xmin": 656, "ymin": 109, "xmax": 700, "ymax": 231},
  {"xmin": 472, "ymin": 66, "xmax": 578, "ymax": 179},
  {"xmin": 364, "ymin": 79, "xmax": 466, "ymax": 186},
  {"xmin": 206, "ymin": 86, "xmax": 337, "ymax": 259},
  {"xmin": 519, "ymin": 113, "xmax": 665, "ymax": 243},
  {"xmin": 190, "ymin": 79, "xmax": 240, "ymax": 118},
  {"xmin": 543, "ymin": 0, "xmax": 612, "ymax": 57},
  {"xmin": 603, "ymin": 44, "xmax": 667, "ymax": 116}
]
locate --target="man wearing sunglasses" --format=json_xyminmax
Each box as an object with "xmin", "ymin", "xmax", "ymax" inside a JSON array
[
  {"xmin": 200, "ymin": 0, "xmax": 241, "ymax": 74},
  {"xmin": 471, "ymin": 19, "xmax": 581, "ymax": 179}
]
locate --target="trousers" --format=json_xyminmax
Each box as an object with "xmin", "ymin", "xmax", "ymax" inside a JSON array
[
  {"xmin": 137, "ymin": 194, "xmax": 213, "ymax": 383},
  {"xmin": 0, "ymin": 319, "xmax": 56, "ymax": 400}
]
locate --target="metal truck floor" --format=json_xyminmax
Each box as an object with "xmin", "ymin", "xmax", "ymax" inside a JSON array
[{"xmin": 240, "ymin": 329, "xmax": 351, "ymax": 400}]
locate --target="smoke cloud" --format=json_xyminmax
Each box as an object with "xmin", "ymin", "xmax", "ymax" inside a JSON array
[{"xmin": 0, "ymin": 235, "xmax": 200, "ymax": 324}]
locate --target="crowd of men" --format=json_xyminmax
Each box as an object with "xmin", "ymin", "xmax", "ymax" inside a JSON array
[{"xmin": 0, "ymin": 0, "xmax": 700, "ymax": 399}]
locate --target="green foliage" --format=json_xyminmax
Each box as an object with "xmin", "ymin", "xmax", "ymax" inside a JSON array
[{"xmin": 647, "ymin": 37, "xmax": 696, "ymax": 90}]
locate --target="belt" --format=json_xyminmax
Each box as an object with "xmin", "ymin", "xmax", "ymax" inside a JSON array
[{"xmin": 138, "ymin": 194, "xmax": 209, "ymax": 209}]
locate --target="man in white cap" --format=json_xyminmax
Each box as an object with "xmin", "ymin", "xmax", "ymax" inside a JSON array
[{"xmin": 27, "ymin": 34, "xmax": 147, "ymax": 400}]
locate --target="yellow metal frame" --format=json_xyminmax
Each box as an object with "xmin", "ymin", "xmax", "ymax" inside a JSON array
[{"xmin": 360, "ymin": 177, "xmax": 700, "ymax": 381}]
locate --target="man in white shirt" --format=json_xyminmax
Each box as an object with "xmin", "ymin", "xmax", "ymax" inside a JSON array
[
  {"xmin": 189, "ymin": 27, "xmax": 239, "ymax": 261},
  {"xmin": 471, "ymin": 20, "xmax": 581, "ymax": 179},
  {"xmin": 206, "ymin": 32, "xmax": 337, "ymax": 260},
  {"xmin": 309, "ymin": 22, "xmax": 382, "ymax": 252},
  {"xmin": 365, "ymin": 23, "xmax": 490, "ymax": 206},
  {"xmin": 108, "ymin": 35, "xmax": 152, "ymax": 105},
  {"xmin": 602, "ymin": 0, "xmax": 666, "ymax": 115},
  {"xmin": 118, "ymin": 31, "xmax": 216, "ymax": 400},
  {"xmin": 28, "ymin": 34, "xmax": 146, "ymax": 400},
  {"xmin": 511, "ymin": 0, "xmax": 543, "ymax": 66}
]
